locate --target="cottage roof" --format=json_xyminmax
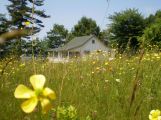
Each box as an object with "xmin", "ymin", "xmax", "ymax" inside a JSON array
[{"xmin": 53, "ymin": 35, "xmax": 94, "ymax": 51}]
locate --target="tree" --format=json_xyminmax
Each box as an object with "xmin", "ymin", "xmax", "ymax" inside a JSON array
[
  {"xmin": 0, "ymin": 14, "xmax": 8, "ymax": 35},
  {"xmin": 47, "ymin": 24, "xmax": 68, "ymax": 48},
  {"xmin": 0, "ymin": 14, "xmax": 12, "ymax": 58},
  {"xmin": 71, "ymin": 17, "xmax": 100, "ymax": 38},
  {"xmin": 108, "ymin": 9, "xmax": 145, "ymax": 52},
  {"xmin": 7, "ymin": 0, "xmax": 49, "ymax": 33},
  {"xmin": 141, "ymin": 10, "xmax": 161, "ymax": 49},
  {"xmin": 141, "ymin": 21, "xmax": 161, "ymax": 49},
  {"xmin": 145, "ymin": 10, "xmax": 161, "ymax": 26},
  {"xmin": 23, "ymin": 37, "xmax": 48, "ymax": 57},
  {"xmin": 7, "ymin": 0, "xmax": 49, "ymax": 56}
]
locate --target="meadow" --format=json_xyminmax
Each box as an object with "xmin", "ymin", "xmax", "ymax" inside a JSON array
[{"xmin": 0, "ymin": 50, "xmax": 160, "ymax": 120}]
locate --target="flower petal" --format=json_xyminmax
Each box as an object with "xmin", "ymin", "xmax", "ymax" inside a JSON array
[
  {"xmin": 43, "ymin": 87, "xmax": 56, "ymax": 100},
  {"xmin": 30, "ymin": 74, "xmax": 46, "ymax": 90},
  {"xmin": 40, "ymin": 98, "xmax": 52, "ymax": 114},
  {"xmin": 14, "ymin": 85, "xmax": 34, "ymax": 99},
  {"xmin": 21, "ymin": 97, "xmax": 38, "ymax": 113}
]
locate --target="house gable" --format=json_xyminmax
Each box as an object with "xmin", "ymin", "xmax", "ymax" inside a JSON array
[{"xmin": 69, "ymin": 37, "xmax": 109, "ymax": 53}]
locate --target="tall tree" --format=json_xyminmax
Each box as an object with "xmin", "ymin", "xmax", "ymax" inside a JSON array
[
  {"xmin": 141, "ymin": 20, "xmax": 161, "ymax": 49},
  {"xmin": 7, "ymin": 0, "xmax": 49, "ymax": 56},
  {"xmin": 47, "ymin": 24, "xmax": 68, "ymax": 48},
  {"xmin": 108, "ymin": 9, "xmax": 145, "ymax": 52},
  {"xmin": 71, "ymin": 17, "xmax": 100, "ymax": 38},
  {"xmin": 145, "ymin": 10, "xmax": 161, "ymax": 26},
  {"xmin": 0, "ymin": 14, "xmax": 8, "ymax": 35},
  {"xmin": 23, "ymin": 37, "xmax": 48, "ymax": 56},
  {"xmin": 0, "ymin": 14, "xmax": 12, "ymax": 58},
  {"xmin": 7, "ymin": 0, "xmax": 49, "ymax": 33}
]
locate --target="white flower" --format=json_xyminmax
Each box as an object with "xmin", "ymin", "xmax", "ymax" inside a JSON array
[{"xmin": 105, "ymin": 80, "xmax": 109, "ymax": 83}]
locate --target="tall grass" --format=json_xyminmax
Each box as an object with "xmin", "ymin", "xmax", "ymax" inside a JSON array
[{"xmin": 0, "ymin": 51, "xmax": 160, "ymax": 120}]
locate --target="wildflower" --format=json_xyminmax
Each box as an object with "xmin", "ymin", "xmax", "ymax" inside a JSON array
[
  {"xmin": 14, "ymin": 74, "xmax": 56, "ymax": 114},
  {"xmin": 24, "ymin": 21, "xmax": 31, "ymax": 26},
  {"xmin": 119, "ymin": 72, "xmax": 122, "ymax": 75},
  {"xmin": 116, "ymin": 79, "xmax": 120, "ymax": 83},
  {"xmin": 109, "ymin": 57, "xmax": 114, "ymax": 61},
  {"xmin": 96, "ymin": 67, "xmax": 100, "ymax": 71},
  {"xmin": 105, "ymin": 62, "xmax": 108, "ymax": 66},
  {"xmin": 149, "ymin": 109, "xmax": 161, "ymax": 120},
  {"xmin": 19, "ymin": 63, "xmax": 25, "ymax": 67},
  {"xmin": 105, "ymin": 80, "xmax": 109, "ymax": 83}
]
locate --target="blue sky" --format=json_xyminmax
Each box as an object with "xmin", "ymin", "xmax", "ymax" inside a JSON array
[{"xmin": 0, "ymin": 0, "xmax": 161, "ymax": 38}]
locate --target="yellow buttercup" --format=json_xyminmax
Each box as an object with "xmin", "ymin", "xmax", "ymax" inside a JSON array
[
  {"xmin": 14, "ymin": 74, "xmax": 56, "ymax": 114},
  {"xmin": 24, "ymin": 21, "xmax": 31, "ymax": 26},
  {"xmin": 149, "ymin": 109, "xmax": 161, "ymax": 120}
]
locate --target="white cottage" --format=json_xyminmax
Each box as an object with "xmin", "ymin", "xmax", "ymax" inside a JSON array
[{"xmin": 48, "ymin": 35, "xmax": 111, "ymax": 62}]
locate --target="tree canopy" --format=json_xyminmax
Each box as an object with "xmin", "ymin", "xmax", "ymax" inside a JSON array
[
  {"xmin": 4, "ymin": 0, "xmax": 49, "ymax": 56},
  {"xmin": 108, "ymin": 9, "xmax": 145, "ymax": 52},
  {"xmin": 0, "ymin": 14, "xmax": 8, "ymax": 35},
  {"xmin": 47, "ymin": 24, "xmax": 68, "ymax": 48},
  {"xmin": 7, "ymin": 0, "xmax": 49, "ymax": 33},
  {"xmin": 141, "ymin": 20, "xmax": 161, "ymax": 49},
  {"xmin": 71, "ymin": 17, "xmax": 100, "ymax": 37}
]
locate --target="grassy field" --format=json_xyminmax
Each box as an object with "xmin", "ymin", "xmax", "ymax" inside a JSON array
[{"xmin": 0, "ymin": 51, "xmax": 160, "ymax": 120}]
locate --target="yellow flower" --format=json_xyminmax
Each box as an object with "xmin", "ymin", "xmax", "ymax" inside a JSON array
[
  {"xmin": 149, "ymin": 109, "xmax": 161, "ymax": 120},
  {"xmin": 24, "ymin": 21, "xmax": 31, "ymax": 26},
  {"xmin": 105, "ymin": 62, "xmax": 108, "ymax": 66},
  {"xmin": 116, "ymin": 79, "xmax": 120, "ymax": 83},
  {"xmin": 14, "ymin": 74, "xmax": 56, "ymax": 114},
  {"xmin": 19, "ymin": 63, "xmax": 25, "ymax": 67},
  {"xmin": 96, "ymin": 67, "xmax": 100, "ymax": 71}
]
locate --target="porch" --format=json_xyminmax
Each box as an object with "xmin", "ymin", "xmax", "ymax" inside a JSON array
[{"xmin": 47, "ymin": 50, "xmax": 81, "ymax": 62}]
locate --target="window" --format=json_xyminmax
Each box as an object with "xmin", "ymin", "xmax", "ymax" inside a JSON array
[{"xmin": 92, "ymin": 40, "xmax": 95, "ymax": 44}]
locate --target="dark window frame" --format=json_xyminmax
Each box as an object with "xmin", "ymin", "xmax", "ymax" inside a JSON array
[{"xmin": 92, "ymin": 39, "xmax": 95, "ymax": 44}]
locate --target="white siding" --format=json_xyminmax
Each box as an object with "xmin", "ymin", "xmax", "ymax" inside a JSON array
[{"xmin": 71, "ymin": 37, "xmax": 109, "ymax": 55}]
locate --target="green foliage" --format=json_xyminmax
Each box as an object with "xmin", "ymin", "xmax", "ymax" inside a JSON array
[
  {"xmin": 141, "ymin": 21, "xmax": 161, "ymax": 49},
  {"xmin": 0, "ymin": 13, "xmax": 13, "ymax": 58},
  {"xmin": 22, "ymin": 38, "xmax": 48, "ymax": 56},
  {"xmin": 47, "ymin": 24, "xmax": 68, "ymax": 48},
  {"xmin": 6, "ymin": 0, "xmax": 49, "ymax": 56},
  {"xmin": 98, "ymin": 30, "xmax": 109, "ymax": 46},
  {"xmin": 53, "ymin": 105, "xmax": 92, "ymax": 120},
  {"xmin": 0, "ymin": 14, "xmax": 8, "ymax": 35},
  {"xmin": 108, "ymin": 9, "xmax": 145, "ymax": 52},
  {"xmin": 53, "ymin": 105, "xmax": 78, "ymax": 120},
  {"xmin": 7, "ymin": 0, "xmax": 49, "ymax": 33},
  {"xmin": 145, "ymin": 10, "xmax": 161, "ymax": 26},
  {"xmin": 71, "ymin": 17, "xmax": 100, "ymax": 38}
]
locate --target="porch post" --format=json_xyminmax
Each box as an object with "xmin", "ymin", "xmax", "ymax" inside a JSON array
[
  {"xmin": 53, "ymin": 51, "xmax": 54, "ymax": 58},
  {"xmin": 58, "ymin": 52, "xmax": 60, "ymax": 59},
  {"xmin": 67, "ymin": 51, "xmax": 70, "ymax": 59}
]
